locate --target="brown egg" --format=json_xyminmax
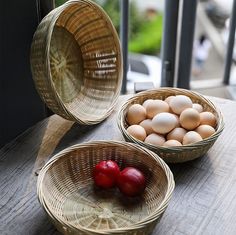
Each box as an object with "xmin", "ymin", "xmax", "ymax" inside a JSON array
[
  {"xmin": 180, "ymin": 108, "xmax": 200, "ymax": 130},
  {"xmin": 146, "ymin": 99, "xmax": 169, "ymax": 119},
  {"xmin": 169, "ymin": 95, "xmax": 193, "ymax": 114},
  {"xmin": 200, "ymin": 112, "xmax": 216, "ymax": 127},
  {"xmin": 152, "ymin": 112, "xmax": 177, "ymax": 134},
  {"xmin": 139, "ymin": 119, "xmax": 154, "ymax": 135},
  {"xmin": 183, "ymin": 131, "xmax": 203, "ymax": 145},
  {"xmin": 163, "ymin": 140, "xmax": 182, "ymax": 147},
  {"xmin": 144, "ymin": 133, "xmax": 165, "ymax": 146},
  {"xmin": 164, "ymin": 96, "xmax": 175, "ymax": 104},
  {"xmin": 126, "ymin": 104, "xmax": 146, "ymax": 125},
  {"xmin": 167, "ymin": 127, "xmax": 187, "ymax": 143},
  {"xmin": 127, "ymin": 125, "xmax": 147, "ymax": 141},
  {"xmin": 142, "ymin": 99, "xmax": 154, "ymax": 108},
  {"xmin": 192, "ymin": 103, "xmax": 203, "ymax": 113},
  {"xmin": 195, "ymin": 124, "xmax": 216, "ymax": 139}
]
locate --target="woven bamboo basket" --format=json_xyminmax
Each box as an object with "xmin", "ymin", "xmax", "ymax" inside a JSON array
[
  {"xmin": 30, "ymin": 0, "xmax": 122, "ymax": 125},
  {"xmin": 118, "ymin": 88, "xmax": 225, "ymax": 163},
  {"xmin": 37, "ymin": 141, "xmax": 175, "ymax": 235}
]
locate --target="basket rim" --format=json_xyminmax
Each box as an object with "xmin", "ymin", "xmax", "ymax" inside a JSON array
[
  {"xmin": 37, "ymin": 140, "xmax": 175, "ymax": 233},
  {"xmin": 117, "ymin": 87, "xmax": 225, "ymax": 151}
]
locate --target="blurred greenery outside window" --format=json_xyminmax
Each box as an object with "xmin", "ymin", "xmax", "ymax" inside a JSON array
[{"xmin": 54, "ymin": 0, "xmax": 163, "ymax": 55}]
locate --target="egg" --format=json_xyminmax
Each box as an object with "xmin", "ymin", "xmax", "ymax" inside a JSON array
[
  {"xmin": 144, "ymin": 133, "xmax": 165, "ymax": 146},
  {"xmin": 195, "ymin": 124, "xmax": 216, "ymax": 139},
  {"xmin": 139, "ymin": 119, "xmax": 154, "ymax": 135},
  {"xmin": 169, "ymin": 95, "xmax": 193, "ymax": 114},
  {"xmin": 200, "ymin": 111, "xmax": 217, "ymax": 127},
  {"xmin": 127, "ymin": 125, "xmax": 147, "ymax": 141},
  {"xmin": 180, "ymin": 108, "xmax": 200, "ymax": 130},
  {"xmin": 192, "ymin": 103, "xmax": 203, "ymax": 113},
  {"xmin": 152, "ymin": 112, "xmax": 177, "ymax": 134},
  {"xmin": 164, "ymin": 96, "xmax": 175, "ymax": 104},
  {"xmin": 173, "ymin": 114, "xmax": 180, "ymax": 127},
  {"xmin": 183, "ymin": 131, "xmax": 203, "ymax": 145},
  {"xmin": 163, "ymin": 140, "xmax": 182, "ymax": 147},
  {"xmin": 146, "ymin": 99, "xmax": 169, "ymax": 119},
  {"xmin": 126, "ymin": 104, "xmax": 146, "ymax": 125},
  {"xmin": 142, "ymin": 99, "xmax": 153, "ymax": 108},
  {"xmin": 167, "ymin": 127, "xmax": 187, "ymax": 143}
]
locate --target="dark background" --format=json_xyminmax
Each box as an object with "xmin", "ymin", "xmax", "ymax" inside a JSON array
[{"xmin": 0, "ymin": 0, "xmax": 54, "ymax": 147}]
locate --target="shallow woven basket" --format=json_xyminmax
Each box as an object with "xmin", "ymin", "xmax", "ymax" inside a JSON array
[
  {"xmin": 30, "ymin": 0, "xmax": 122, "ymax": 124},
  {"xmin": 37, "ymin": 141, "xmax": 175, "ymax": 235},
  {"xmin": 118, "ymin": 88, "xmax": 225, "ymax": 163}
]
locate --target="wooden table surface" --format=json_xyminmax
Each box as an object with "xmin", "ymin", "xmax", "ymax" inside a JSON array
[{"xmin": 1, "ymin": 95, "xmax": 236, "ymax": 235}]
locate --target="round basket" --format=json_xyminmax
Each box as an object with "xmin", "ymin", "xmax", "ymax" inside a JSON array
[
  {"xmin": 117, "ymin": 88, "xmax": 225, "ymax": 163},
  {"xmin": 37, "ymin": 141, "xmax": 175, "ymax": 235},
  {"xmin": 30, "ymin": 0, "xmax": 122, "ymax": 125}
]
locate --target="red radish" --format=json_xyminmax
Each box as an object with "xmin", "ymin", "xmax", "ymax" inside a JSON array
[
  {"xmin": 93, "ymin": 160, "xmax": 120, "ymax": 189},
  {"xmin": 117, "ymin": 167, "xmax": 146, "ymax": 197}
]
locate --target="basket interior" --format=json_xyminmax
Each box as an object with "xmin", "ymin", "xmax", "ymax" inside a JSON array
[
  {"xmin": 49, "ymin": 2, "xmax": 121, "ymax": 120},
  {"xmin": 40, "ymin": 143, "xmax": 169, "ymax": 231},
  {"xmin": 122, "ymin": 89, "xmax": 222, "ymax": 139}
]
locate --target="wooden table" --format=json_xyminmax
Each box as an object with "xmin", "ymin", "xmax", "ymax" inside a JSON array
[{"xmin": 1, "ymin": 95, "xmax": 236, "ymax": 235}]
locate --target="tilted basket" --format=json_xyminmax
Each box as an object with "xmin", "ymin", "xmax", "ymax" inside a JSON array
[
  {"xmin": 30, "ymin": 0, "xmax": 122, "ymax": 124},
  {"xmin": 37, "ymin": 141, "xmax": 175, "ymax": 235},
  {"xmin": 118, "ymin": 88, "xmax": 225, "ymax": 163}
]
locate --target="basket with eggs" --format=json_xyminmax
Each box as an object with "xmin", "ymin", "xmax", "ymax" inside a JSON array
[{"xmin": 118, "ymin": 88, "xmax": 224, "ymax": 163}]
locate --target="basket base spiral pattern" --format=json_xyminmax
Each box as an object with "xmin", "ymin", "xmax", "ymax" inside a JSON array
[
  {"xmin": 61, "ymin": 185, "xmax": 149, "ymax": 230},
  {"xmin": 50, "ymin": 26, "xmax": 83, "ymax": 103}
]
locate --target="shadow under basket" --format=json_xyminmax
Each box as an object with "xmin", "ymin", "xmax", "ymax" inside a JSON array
[
  {"xmin": 37, "ymin": 141, "xmax": 175, "ymax": 235},
  {"xmin": 117, "ymin": 88, "xmax": 225, "ymax": 163},
  {"xmin": 30, "ymin": 0, "xmax": 122, "ymax": 125}
]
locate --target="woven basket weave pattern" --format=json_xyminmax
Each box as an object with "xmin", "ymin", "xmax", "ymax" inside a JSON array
[
  {"xmin": 118, "ymin": 88, "xmax": 224, "ymax": 163},
  {"xmin": 37, "ymin": 141, "xmax": 175, "ymax": 235},
  {"xmin": 31, "ymin": 0, "xmax": 122, "ymax": 124}
]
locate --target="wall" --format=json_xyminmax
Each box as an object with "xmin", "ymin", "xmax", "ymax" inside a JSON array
[{"xmin": 0, "ymin": 0, "xmax": 47, "ymax": 147}]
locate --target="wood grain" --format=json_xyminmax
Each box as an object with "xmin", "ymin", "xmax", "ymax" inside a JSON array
[{"xmin": 1, "ymin": 95, "xmax": 236, "ymax": 235}]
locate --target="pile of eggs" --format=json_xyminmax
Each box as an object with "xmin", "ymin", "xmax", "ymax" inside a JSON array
[{"xmin": 126, "ymin": 95, "xmax": 217, "ymax": 147}]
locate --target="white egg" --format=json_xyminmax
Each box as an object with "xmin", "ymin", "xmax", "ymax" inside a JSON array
[
  {"xmin": 164, "ymin": 96, "xmax": 175, "ymax": 104},
  {"xmin": 142, "ymin": 99, "xmax": 154, "ymax": 108},
  {"xmin": 169, "ymin": 95, "xmax": 193, "ymax": 114},
  {"xmin": 192, "ymin": 103, "xmax": 203, "ymax": 113},
  {"xmin": 152, "ymin": 112, "xmax": 177, "ymax": 134},
  {"xmin": 173, "ymin": 114, "xmax": 180, "ymax": 127}
]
